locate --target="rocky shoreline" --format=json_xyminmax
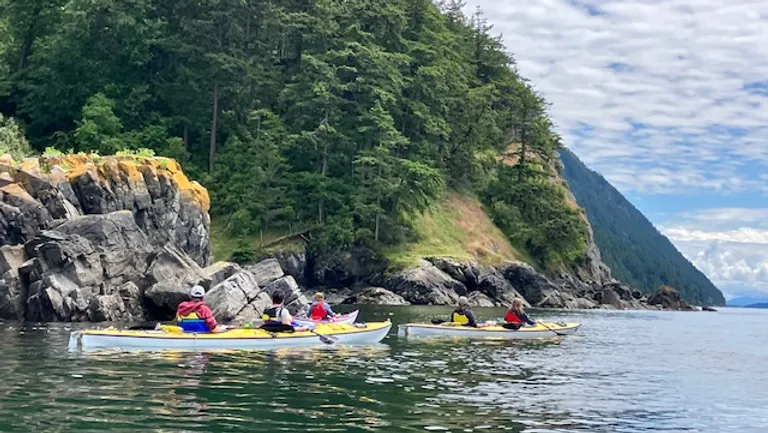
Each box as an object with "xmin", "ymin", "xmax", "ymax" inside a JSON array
[{"xmin": 0, "ymin": 155, "xmax": 696, "ymax": 324}]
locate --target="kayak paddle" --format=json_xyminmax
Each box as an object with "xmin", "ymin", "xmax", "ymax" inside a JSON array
[
  {"xmin": 536, "ymin": 321, "xmax": 566, "ymax": 336},
  {"xmin": 310, "ymin": 329, "xmax": 338, "ymax": 345}
]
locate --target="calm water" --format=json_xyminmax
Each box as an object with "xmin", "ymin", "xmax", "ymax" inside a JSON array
[{"xmin": 0, "ymin": 306, "xmax": 767, "ymax": 433}]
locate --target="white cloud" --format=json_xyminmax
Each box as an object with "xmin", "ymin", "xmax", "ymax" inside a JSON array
[
  {"xmin": 465, "ymin": 0, "xmax": 768, "ymax": 194},
  {"xmin": 661, "ymin": 208, "xmax": 768, "ymax": 295}
]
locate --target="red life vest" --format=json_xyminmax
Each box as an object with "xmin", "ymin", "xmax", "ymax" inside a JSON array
[
  {"xmin": 309, "ymin": 302, "xmax": 329, "ymax": 321},
  {"xmin": 505, "ymin": 311, "xmax": 523, "ymax": 324}
]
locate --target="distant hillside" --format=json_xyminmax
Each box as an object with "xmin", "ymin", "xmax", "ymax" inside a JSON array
[
  {"xmin": 745, "ymin": 303, "xmax": 768, "ymax": 309},
  {"xmin": 559, "ymin": 149, "xmax": 725, "ymax": 306},
  {"xmin": 727, "ymin": 297, "xmax": 768, "ymax": 307}
]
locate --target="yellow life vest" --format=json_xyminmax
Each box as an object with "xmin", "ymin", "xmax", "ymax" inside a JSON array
[{"xmin": 451, "ymin": 311, "xmax": 469, "ymax": 325}]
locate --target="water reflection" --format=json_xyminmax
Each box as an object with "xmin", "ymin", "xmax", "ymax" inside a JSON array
[{"xmin": 1, "ymin": 308, "xmax": 768, "ymax": 432}]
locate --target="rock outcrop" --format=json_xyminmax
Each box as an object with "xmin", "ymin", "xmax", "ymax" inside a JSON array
[{"xmin": 342, "ymin": 287, "xmax": 409, "ymax": 305}]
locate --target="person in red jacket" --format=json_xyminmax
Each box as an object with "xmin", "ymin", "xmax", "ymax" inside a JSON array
[
  {"xmin": 307, "ymin": 292, "xmax": 340, "ymax": 321},
  {"xmin": 504, "ymin": 298, "xmax": 536, "ymax": 326},
  {"xmin": 176, "ymin": 285, "xmax": 224, "ymax": 333}
]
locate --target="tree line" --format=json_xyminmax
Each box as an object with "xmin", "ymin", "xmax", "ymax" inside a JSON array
[{"xmin": 0, "ymin": 0, "xmax": 588, "ymax": 269}]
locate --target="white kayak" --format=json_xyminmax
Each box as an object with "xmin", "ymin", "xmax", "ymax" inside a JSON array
[
  {"xmin": 294, "ymin": 309, "xmax": 359, "ymax": 328},
  {"xmin": 398, "ymin": 322, "xmax": 580, "ymax": 340},
  {"xmin": 68, "ymin": 321, "xmax": 391, "ymax": 352}
]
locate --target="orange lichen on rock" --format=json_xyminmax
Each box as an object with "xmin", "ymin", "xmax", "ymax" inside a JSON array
[
  {"xmin": 19, "ymin": 159, "xmax": 41, "ymax": 175},
  {"xmin": 1, "ymin": 182, "xmax": 35, "ymax": 202},
  {"xmin": 170, "ymin": 169, "xmax": 210, "ymax": 212},
  {"xmin": 117, "ymin": 160, "xmax": 144, "ymax": 186},
  {"xmin": 0, "ymin": 155, "xmax": 15, "ymax": 166}
]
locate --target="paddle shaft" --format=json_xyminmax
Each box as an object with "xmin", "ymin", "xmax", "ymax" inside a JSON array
[
  {"xmin": 310, "ymin": 329, "xmax": 337, "ymax": 344},
  {"xmin": 536, "ymin": 321, "xmax": 565, "ymax": 336}
]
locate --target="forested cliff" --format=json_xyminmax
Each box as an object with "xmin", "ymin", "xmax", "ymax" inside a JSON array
[{"xmin": 0, "ymin": 0, "xmax": 587, "ymax": 272}]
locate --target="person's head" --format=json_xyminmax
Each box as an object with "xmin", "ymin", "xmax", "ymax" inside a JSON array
[
  {"xmin": 190, "ymin": 285, "xmax": 205, "ymax": 300},
  {"xmin": 510, "ymin": 298, "xmax": 524, "ymax": 313},
  {"xmin": 271, "ymin": 291, "xmax": 285, "ymax": 305},
  {"xmin": 458, "ymin": 296, "xmax": 469, "ymax": 308},
  {"xmin": 314, "ymin": 292, "xmax": 325, "ymax": 302}
]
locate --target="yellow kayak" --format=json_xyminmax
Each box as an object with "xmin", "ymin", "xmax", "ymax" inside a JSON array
[{"xmin": 69, "ymin": 321, "xmax": 392, "ymax": 351}]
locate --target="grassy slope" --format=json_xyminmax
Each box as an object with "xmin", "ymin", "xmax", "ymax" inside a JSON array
[
  {"xmin": 381, "ymin": 192, "xmax": 525, "ymax": 269},
  {"xmin": 211, "ymin": 192, "xmax": 524, "ymax": 268}
]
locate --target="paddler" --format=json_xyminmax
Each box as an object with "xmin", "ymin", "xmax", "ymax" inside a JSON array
[
  {"xmin": 176, "ymin": 285, "xmax": 225, "ymax": 333},
  {"xmin": 450, "ymin": 296, "xmax": 491, "ymax": 328},
  {"xmin": 262, "ymin": 292, "xmax": 309, "ymax": 332},
  {"xmin": 307, "ymin": 292, "xmax": 340, "ymax": 321},
  {"xmin": 504, "ymin": 298, "xmax": 536, "ymax": 326}
]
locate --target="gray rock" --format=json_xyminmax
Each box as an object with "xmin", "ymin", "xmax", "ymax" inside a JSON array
[
  {"xmin": 384, "ymin": 260, "xmax": 466, "ymax": 305},
  {"xmin": 647, "ymin": 286, "xmax": 692, "ymax": 310},
  {"xmin": 312, "ymin": 245, "xmax": 385, "ymax": 287},
  {"xmin": 263, "ymin": 276, "xmax": 308, "ymax": 315},
  {"xmin": 205, "ymin": 284, "xmax": 247, "ymax": 322},
  {"xmin": 274, "ymin": 251, "xmax": 306, "ymax": 285},
  {"xmin": 343, "ymin": 287, "xmax": 410, "ymax": 305},
  {"xmin": 0, "ymin": 245, "xmax": 26, "ymax": 274},
  {"xmin": 0, "ymin": 270, "xmax": 24, "ymax": 319},
  {"xmin": 87, "ymin": 294, "xmax": 127, "ymax": 322},
  {"xmin": 599, "ymin": 288, "xmax": 624, "ymax": 309},
  {"xmin": 145, "ymin": 282, "xmax": 193, "ymax": 314},
  {"xmin": 245, "ymin": 258, "xmax": 284, "ymax": 287},
  {"xmin": 204, "ymin": 261, "xmax": 242, "ymax": 287},
  {"xmin": 475, "ymin": 267, "xmax": 529, "ymax": 307},
  {"xmin": 427, "ymin": 257, "xmax": 479, "ymax": 285},
  {"xmin": 117, "ymin": 282, "xmax": 144, "ymax": 320},
  {"xmin": 501, "ymin": 261, "xmax": 561, "ymax": 306},
  {"xmin": 467, "ymin": 291, "xmax": 496, "ymax": 307},
  {"xmin": 204, "ymin": 271, "xmax": 260, "ymax": 321}
]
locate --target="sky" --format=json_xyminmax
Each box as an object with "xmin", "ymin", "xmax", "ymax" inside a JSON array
[{"xmin": 465, "ymin": 0, "xmax": 768, "ymax": 300}]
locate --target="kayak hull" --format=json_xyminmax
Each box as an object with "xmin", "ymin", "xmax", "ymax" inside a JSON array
[
  {"xmin": 294, "ymin": 310, "xmax": 359, "ymax": 328},
  {"xmin": 69, "ymin": 321, "xmax": 391, "ymax": 352},
  {"xmin": 398, "ymin": 322, "xmax": 580, "ymax": 340}
]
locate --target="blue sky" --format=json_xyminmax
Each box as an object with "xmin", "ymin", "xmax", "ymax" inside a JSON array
[{"xmin": 467, "ymin": 0, "xmax": 768, "ymax": 299}]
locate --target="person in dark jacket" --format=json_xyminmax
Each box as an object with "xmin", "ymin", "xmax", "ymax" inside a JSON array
[
  {"xmin": 450, "ymin": 296, "xmax": 490, "ymax": 328},
  {"xmin": 176, "ymin": 285, "xmax": 224, "ymax": 333}
]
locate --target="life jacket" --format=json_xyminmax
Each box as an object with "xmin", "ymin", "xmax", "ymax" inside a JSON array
[
  {"xmin": 309, "ymin": 302, "xmax": 329, "ymax": 321},
  {"xmin": 505, "ymin": 311, "xmax": 523, "ymax": 324},
  {"xmin": 451, "ymin": 309, "xmax": 469, "ymax": 325},
  {"xmin": 262, "ymin": 306, "xmax": 286, "ymax": 325},
  {"xmin": 176, "ymin": 311, "xmax": 210, "ymax": 333}
]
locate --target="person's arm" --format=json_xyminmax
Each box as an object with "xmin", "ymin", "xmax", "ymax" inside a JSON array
[
  {"xmin": 324, "ymin": 303, "xmax": 335, "ymax": 316},
  {"xmin": 466, "ymin": 310, "xmax": 477, "ymax": 327},
  {"xmin": 200, "ymin": 306, "xmax": 219, "ymax": 331},
  {"xmin": 280, "ymin": 308, "xmax": 293, "ymax": 325},
  {"xmin": 522, "ymin": 312, "xmax": 535, "ymax": 325}
]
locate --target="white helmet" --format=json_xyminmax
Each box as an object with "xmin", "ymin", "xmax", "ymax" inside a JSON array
[{"xmin": 190, "ymin": 285, "xmax": 206, "ymax": 298}]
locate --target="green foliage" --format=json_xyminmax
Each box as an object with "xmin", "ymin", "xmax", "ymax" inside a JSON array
[
  {"xmin": 116, "ymin": 148, "xmax": 156, "ymax": 158},
  {"xmin": 0, "ymin": 113, "xmax": 32, "ymax": 160},
  {"xmin": 42, "ymin": 146, "xmax": 64, "ymax": 157},
  {"xmin": 483, "ymin": 164, "xmax": 588, "ymax": 268},
  {"xmin": 1, "ymin": 0, "xmax": 589, "ymax": 268},
  {"xmin": 230, "ymin": 236, "xmax": 256, "ymax": 264},
  {"xmin": 560, "ymin": 149, "xmax": 726, "ymax": 306}
]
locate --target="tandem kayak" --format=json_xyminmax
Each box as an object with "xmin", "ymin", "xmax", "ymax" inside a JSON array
[
  {"xmin": 68, "ymin": 321, "xmax": 392, "ymax": 352},
  {"xmin": 293, "ymin": 310, "xmax": 360, "ymax": 328},
  {"xmin": 397, "ymin": 322, "xmax": 580, "ymax": 340}
]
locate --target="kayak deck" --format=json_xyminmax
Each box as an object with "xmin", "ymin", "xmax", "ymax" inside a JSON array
[
  {"xmin": 70, "ymin": 321, "xmax": 392, "ymax": 351},
  {"xmin": 398, "ymin": 322, "xmax": 580, "ymax": 339}
]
